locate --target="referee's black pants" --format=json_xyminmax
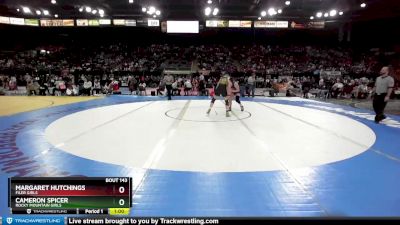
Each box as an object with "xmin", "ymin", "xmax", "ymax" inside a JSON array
[
  {"xmin": 166, "ymin": 84, "xmax": 172, "ymax": 100},
  {"xmin": 373, "ymin": 93, "xmax": 387, "ymax": 122}
]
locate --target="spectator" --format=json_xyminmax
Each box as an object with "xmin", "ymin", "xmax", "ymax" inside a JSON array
[
  {"xmin": 9, "ymin": 76, "xmax": 17, "ymax": 91},
  {"xmin": 128, "ymin": 76, "xmax": 137, "ymax": 95},
  {"xmin": 112, "ymin": 80, "xmax": 121, "ymax": 95},
  {"xmin": 172, "ymin": 80, "xmax": 179, "ymax": 96},
  {"xmin": 184, "ymin": 79, "xmax": 192, "ymax": 96},
  {"xmin": 246, "ymin": 73, "xmax": 256, "ymax": 97},
  {"xmin": 138, "ymin": 81, "xmax": 146, "ymax": 96},
  {"xmin": 92, "ymin": 79, "xmax": 102, "ymax": 95},
  {"xmin": 157, "ymin": 80, "xmax": 166, "ymax": 96},
  {"xmin": 331, "ymin": 78, "xmax": 344, "ymax": 98},
  {"xmin": 302, "ymin": 78, "xmax": 312, "ymax": 98},
  {"xmin": 83, "ymin": 79, "xmax": 92, "ymax": 96}
]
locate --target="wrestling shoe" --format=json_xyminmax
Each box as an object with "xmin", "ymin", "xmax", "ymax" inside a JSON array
[
  {"xmin": 240, "ymin": 105, "xmax": 244, "ymax": 111},
  {"xmin": 226, "ymin": 111, "xmax": 230, "ymax": 117},
  {"xmin": 377, "ymin": 115, "xmax": 387, "ymax": 123}
]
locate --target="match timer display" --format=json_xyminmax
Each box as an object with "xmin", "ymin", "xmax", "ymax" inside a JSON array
[{"xmin": 8, "ymin": 177, "xmax": 132, "ymax": 215}]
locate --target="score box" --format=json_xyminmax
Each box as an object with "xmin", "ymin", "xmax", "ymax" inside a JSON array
[
  {"xmin": 9, "ymin": 178, "xmax": 130, "ymax": 196},
  {"xmin": 10, "ymin": 196, "xmax": 130, "ymax": 209},
  {"xmin": 9, "ymin": 177, "xmax": 132, "ymax": 212}
]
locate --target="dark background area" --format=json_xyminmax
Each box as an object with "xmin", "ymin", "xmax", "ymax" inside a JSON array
[
  {"xmin": 1, "ymin": 0, "xmax": 400, "ymax": 22},
  {"xmin": 0, "ymin": 17, "xmax": 399, "ymax": 50},
  {"xmin": 0, "ymin": 0, "xmax": 399, "ymax": 50}
]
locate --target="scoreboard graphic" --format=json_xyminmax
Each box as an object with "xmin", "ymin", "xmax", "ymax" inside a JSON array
[{"xmin": 8, "ymin": 177, "xmax": 132, "ymax": 215}]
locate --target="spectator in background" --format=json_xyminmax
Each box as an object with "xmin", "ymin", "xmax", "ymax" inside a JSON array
[
  {"xmin": 112, "ymin": 80, "xmax": 121, "ymax": 95},
  {"xmin": 199, "ymin": 74, "xmax": 204, "ymax": 82},
  {"xmin": 26, "ymin": 77, "xmax": 39, "ymax": 96},
  {"xmin": 302, "ymin": 78, "xmax": 312, "ymax": 98},
  {"xmin": 9, "ymin": 76, "xmax": 17, "ymax": 91},
  {"xmin": 0, "ymin": 80, "xmax": 5, "ymax": 95},
  {"xmin": 172, "ymin": 80, "xmax": 179, "ymax": 96},
  {"xmin": 78, "ymin": 77, "xmax": 85, "ymax": 95},
  {"xmin": 48, "ymin": 78, "xmax": 55, "ymax": 96},
  {"xmin": 104, "ymin": 82, "xmax": 112, "ymax": 95},
  {"xmin": 198, "ymin": 78, "xmax": 207, "ymax": 96},
  {"xmin": 128, "ymin": 76, "xmax": 137, "ymax": 95},
  {"xmin": 239, "ymin": 77, "xmax": 246, "ymax": 97},
  {"xmin": 157, "ymin": 80, "xmax": 166, "ymax": 96},
  {"xmin": 247, "ymin": 73, "xmax": 256, "ymax": 97},
  {"xmin": 353, "ymin": 79, "xmax": 369, "ymax": 99},
  {"xmin": 92, "ymin": 79, "xmax": 101, "ymax": 95},
  {"xmin": 177, "ymin": 77, "xmax": 183, "ymax": 87},
  {"xmin": 83, "ymin": 79, "xmax": 92, "ymax": 96},
  {"xmin": 66, "ymin": 86, "xmax": 73, "ymax": 96},
  {"xmin": 319, "ymin": 78, "xmax": 325, "ymax": 89},
  {"xmin": 342, "ymin": 80, "xmax": 356, "ymax": 98},
  {"xmin": 191, "ymin": 77, "xmax": 198, "ymax": 94},
  {"xmin": 39, "ymin": 78, "xmax": 48, "ymax": 96},
  {"xmin": 58, "ymin": 79, "xmax": 67, "ymax": 96},
  {"xmin": 24, "ymin": 73, "xmax": 32, "ymax": 86},
  {"xmin": 0, "ymin": 43, "xmax": 398, "ymax": 99},
  {"xmin": 286, "ymin": 81, "xmax": 297, "ymax": 97},
  {"xmin": 184, "ymin": 79, "xmax": 192, "ymax": 96},
  {"xmin": 138, "ymin": 81, "xmax": 146, "ymax": 96},
  {"xmin": 331, "ymin": 78, "xmax": 344, "ymax": 98}
]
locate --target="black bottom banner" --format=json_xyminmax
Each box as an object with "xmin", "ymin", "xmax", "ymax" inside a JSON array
[{"xmin": 66, "ymin": 217, "xmax": 400, "ymax": 225}]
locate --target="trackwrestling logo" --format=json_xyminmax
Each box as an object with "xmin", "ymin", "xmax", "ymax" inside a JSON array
[{"xmin": 3, "ymin": 217, "xmax": 62, "ymax": 225}]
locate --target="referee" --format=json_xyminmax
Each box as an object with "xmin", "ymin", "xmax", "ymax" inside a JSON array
[
  {"xmin": 372, "ymin": 66, "xmax": 394, "ymax": 123},
  {"xmin": 163, "ymin": 73, "xmax": 174, "ymax": 100}
]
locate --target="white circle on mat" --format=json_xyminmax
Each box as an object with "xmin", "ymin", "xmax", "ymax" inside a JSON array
[{"xmin": 45, "ymin": 100, "xmax": 376, "ymax": 172}]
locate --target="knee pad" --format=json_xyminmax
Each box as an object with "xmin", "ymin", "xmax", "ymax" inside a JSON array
[
  {"xmin": 211, "ymin": 98, "xmax": 216, "ymax": 103},
  {"xmin": 225, "ymin": 99, "xmax": 229, "ymax": 106}
]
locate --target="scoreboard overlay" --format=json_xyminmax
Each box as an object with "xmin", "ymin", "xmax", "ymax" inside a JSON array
[{"xmin": 8, "ymin": 177, "xmax": 132, "ymax": 215}]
